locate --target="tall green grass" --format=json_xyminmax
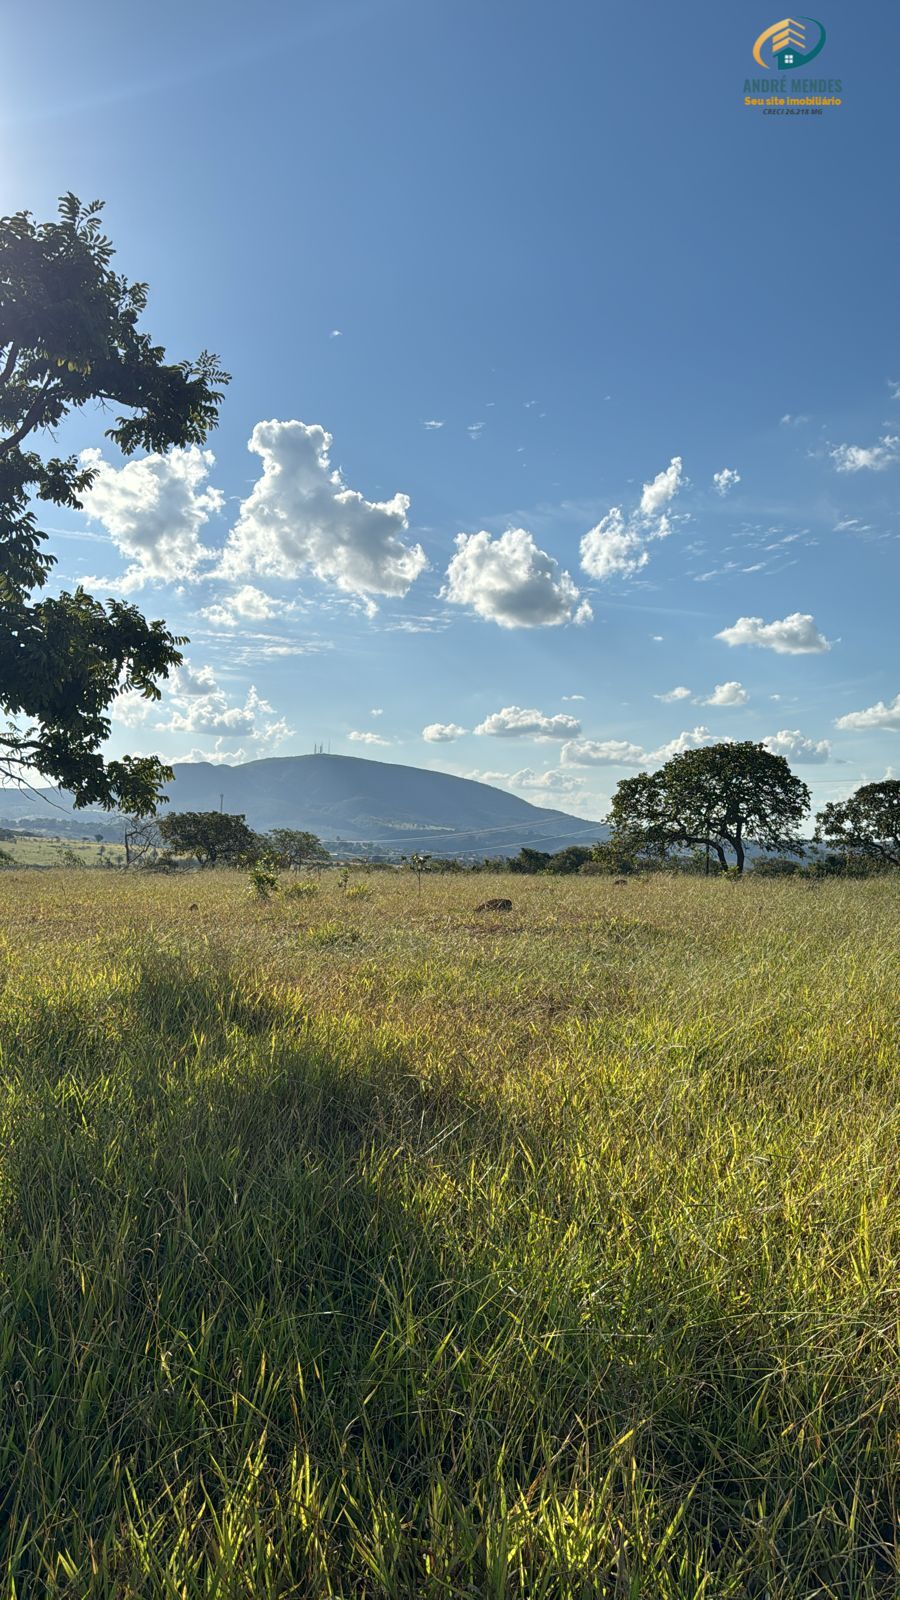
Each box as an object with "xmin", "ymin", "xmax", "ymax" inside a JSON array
[{"xmin": 0, "ymin": 870, "xmax": 897, "ymax": 1596}]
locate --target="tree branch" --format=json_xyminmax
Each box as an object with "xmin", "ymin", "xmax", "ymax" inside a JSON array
[{"xmin": 0, "ymin": 376, "xmax": 58, "ymax": 456}]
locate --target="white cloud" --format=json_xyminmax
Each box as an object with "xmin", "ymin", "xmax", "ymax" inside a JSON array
[
  {"xmin": 835, "ymin": 694, "xmax": 900, "ymax": 732},
  {"xmin": 79, "ymin": 445, "xmax": 224, "ymax": 589},
  {"xmin": 219, "ymin": 420, "xmax": 427, "ymax": 603},
  {"xmin": 370, "ymin": 707, "xmax": 383, "ymax": 717},
  {"xmin": 507, "ymin": 767, "xmax": 584, "ymax": 795},
  {"xmin": 200, "ymin": 585, "xmax": 292, "ymax": 627},
  {"xmin": 780, "ymin": 414, "xmax": 809, "ymax": 427},
  {"xmin": 562, "ymin": 725, "xmax": 719, "ymax": 769},
  {"xmin": 889, "ymin": 380, "xmax": 900, "ymax": 402},
  {"xmin": 112, "ymin": 658, "xmax": 292, "ymax": 750},
  {"xmin": 179, "ymin": 743, "xmax": 248, "ymax": 766},
  {"xmin": 422, "ymin": 722, "xmax": 468, "ymax": 743},
  {"xmin": 467, "ymin": 422, "xmax": 485, "ymax": 439},
  {"xmin": 422, "ymin": 419, "xmax": 445, "ymax": 430},
  {"xmin": 562, "ymin": 694, "xmax": 585, "ymax": 702},
  {"xmin": 580, "ymin": 457, "xmax": 682, "ymax": 584},
  {"xmin": 329, "ymin": 329, "xmax": 342, "ymax": 339},
  {"xmin": 580, "ymin": 507, "xmax": 650, "ymax": 580},
  {"xmin": 348, "ymin": 730, "xmax": 390, "ymax": 746},
  {"xmin": 443, "ymin": 528, "xmax": 587, "ymax": 629},
  {"xmin": 166, "ymin": 684, "xmax": 276, "ymax": 739},
  {"xmin": 654, "ymin": 686, "xmax": 692, "ymax": 703},
  {"xmin": 172, "ymin": 661, "xmax": 219, "ymax": 697},
  {"xmin": 704, "ymin": 681, "xmax": 749, "ymax": 707},
  {"xmin": 650, "ymin": 726, "xmax": 719, "ymax": 761},
  {"xmin": 763, "ymin": 729, "xmax": 832, "ymax": 763},
  {"xmin": 474, "ymin": 705, "xmax": 582, "ymax": 740},
  {"xmin": 561, "ymin": 738, "xmax": 647, "ymax": 767},
  {"xmin": 830, "ymin": 435, "xmax": 900, "ymax": 473},
  {"xmin": 716, "ymin": 613, "xmax": 832, "ymax": 654},
  {"xmin": 640, "ymin": 456, "xmax": 684, "ymax": 515},
  {"xmin": 713, "ymin": 467, "xmax": 741, "ymax": 495}
]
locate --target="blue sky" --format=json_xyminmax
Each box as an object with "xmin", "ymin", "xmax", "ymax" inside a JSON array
[{"xmin": 2, "ymin": 0, "xmax": 898, "ymax": 821}]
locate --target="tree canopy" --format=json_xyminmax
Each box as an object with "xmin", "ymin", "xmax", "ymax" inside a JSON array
[
  {"xmin": 0, "ymin": 194, "xmax": 228, "ymax": 814},
  {"xmin": 607, "ymin": 741, "xmax": 811, "ymax": 874},
  {"xmin": 815, "ymin": 780, "xmax": 900, "ymax": 868},
  {"xmin": 265, "ymin": 829, "xmax": 329, "ymax": 869},
  {"xmin": 158, "ymin": 811, "xmax": 258, "ymax": 868}
]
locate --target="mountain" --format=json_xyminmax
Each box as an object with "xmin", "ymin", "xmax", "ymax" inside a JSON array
[
  {"xmin": 160, "ymin": 754, "xmax": 604, "ymax": 856},
  {"xmin": 0, "ymin": 754, "xmax": 605, "ymax": 857}
]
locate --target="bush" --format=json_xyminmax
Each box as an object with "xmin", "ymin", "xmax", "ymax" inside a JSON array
[
  {"xmin": 751, "ymin": 856, "xmax": 802, "ymax": 878},
  {"xmin": 248, "ymin": 861, "xmax": 279, "ymax": 899},
  {"xmin": 283, "ymin": 878, "xmax": 319, "ymax": 900},
  {"xmin": 345, "ymin": 883, "xmax": 373, "ymax": 901}
]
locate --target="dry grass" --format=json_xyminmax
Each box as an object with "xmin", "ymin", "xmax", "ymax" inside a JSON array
[{"xmin": 0, "ymin": 868, "xmax": 897, "ymax": 1597}]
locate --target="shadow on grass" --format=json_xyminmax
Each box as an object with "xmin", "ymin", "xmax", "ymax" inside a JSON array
[{"xmin": 0, "ymin": 944, "xmax": 894, "ymax": 1597}]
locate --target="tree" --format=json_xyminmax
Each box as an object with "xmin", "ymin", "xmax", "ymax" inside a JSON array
[
  {"xmin": 508, "ymin": 847, "xmax": 551, "ymax": 874},
  {"xmin": 123, "ymin": 815, "xmax": 160, "ymax": 868},
  {"xmin": 547, "ymin": 845, "xmax": 593, "ymax": 874},
  {"xmin": 157, "ymin": 811, "xmax": 258, "ymax": 868},
  {"xmin": 0, "ymin": 194, "xmax": 228, "ymax": 814},
  {"xmin": 607, "ymin": 742, "xmax": 811, "ymax": 875},
  {"xmin": 265, "ymin": 828, "xmax": 329, "ymax": 870},
  {"xmin": 815, "ymin": 780, "xmax": 900, "ymax": 869}
]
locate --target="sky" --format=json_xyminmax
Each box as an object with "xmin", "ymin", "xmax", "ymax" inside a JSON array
[{"xmin": 2, "ymin": 0, "xmax": 898, "ymax": 823}]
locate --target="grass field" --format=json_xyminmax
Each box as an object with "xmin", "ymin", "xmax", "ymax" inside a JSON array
[
  {"xmin": 0, "ymin": 836, "xmax": 126, "ymax": 867},
  {"xmin": 0, "ymin": 868, "xmax": 896, "ymax": 1597}
]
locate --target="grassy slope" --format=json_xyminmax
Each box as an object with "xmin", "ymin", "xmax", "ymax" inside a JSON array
[
  {"xmin": 0, "ymin": 870, "xmax": 896, "ymax": 1598},
  {"xmin": 0, "ymin": 837, "xmax": 126, "ymax": 867}
]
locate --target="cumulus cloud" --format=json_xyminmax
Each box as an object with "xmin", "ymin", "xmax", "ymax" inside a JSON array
[
  {"xmin": 443, "ymin": 528, "xmax": 588, "ymax": 628},
  {"xmin": 79, "ymin": 445, "xmax": 224, "ymax": 589},
  {"xmin": 200, "ymin": 585, "xmax": 293, "ymax": 627},
  {"xmin": 561, "ymin": 738, "xmax": 648, "ymax": 767},
  {"xmin": 830, "ymin": 435, "xmax": 900, "ymax": 473},
  {"xmin": 562, "ymin": 725, "xmax": 719, "ymax": 769},
  {"xmin": 219, "ymin": 420, "xmax": 427, "ymax": 603},
  {"xmin": 716, "ymin": 613, "xmax": 832, "ymax": 654},
  {"xmin": 713, "ymin": 468, "xmax": 741, "ymax": 495},
  {"xmin": 763, "ymin": 729, "xmax": 832, "ymax": 763},
  {"xmin": 835, "ymin": 694, "xmax": 900, "ymax": 732},
  {"xmin": 507, "ymin": 767, "xmax": 584, "ymax": 794},
  {"xmin": 348, "ymin": 730, "xmax": 390, "ymax": 746},
  {"xmin": 474, "ymin": 706, "xmax": 582, "ymax": 740},
  {"xmin": 650, "ymin": 726, "xmax": 719, "ymax": 761},
  {"xmin": 580, "ymin": 507, "xmax": 650, "ymax": 580},
  {"xmin": 422, "ymin": 722, "xmax": 468, "ymax": 743},
  {"xmin": 654, "ymin": 686, "xmax": 692, "ymax": 703},
  {"xmin": 704, "ymin": 681, "xmax": 749, "ymax": 707},
  {"xmin": 640, "ymin": 456, "xmax": 684, "ymax": 515},
  {"xmin": 111, "ymin": 658, "xmax": 291, "ymax": 749},
  {"xmin": 580, "ymin": 456, "xmax": 683, "ymax": 584}
]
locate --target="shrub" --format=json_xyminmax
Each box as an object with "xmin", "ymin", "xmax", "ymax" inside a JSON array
[
  {"xmin": 345, "ymin": 883, "xmax": 373, "ymax": 901},
  {"xmin": 248, "ymin": 860, "xmax": 279, "ymax": 899},
  {"xmin": 283, "ymin": 878, "xmax": 319, "ymax": 900},
  {"xmin": 752, "ymin": 856, "xmax": 802, "ymax": 877}
]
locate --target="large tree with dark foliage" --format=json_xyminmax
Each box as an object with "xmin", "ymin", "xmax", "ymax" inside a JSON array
[
  {"xmin": 608, "ymin": 741, "xmax": 811, "ymax": 874},
  {"xmin": 0, "ymin": 194, "xmax": 228, "ymax": 814},
  {"xmin": 158, "ymin": 811, "xmax": 259, "ymax": 868},
  {"xmin": 815, "ymin": 780, "xmax": 900, "ymax": 868}
]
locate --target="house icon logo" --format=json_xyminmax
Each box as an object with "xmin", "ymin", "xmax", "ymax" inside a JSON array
[{"xmin": 753, "ymin": 17, "xmax": 826, "ymax": 69}]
